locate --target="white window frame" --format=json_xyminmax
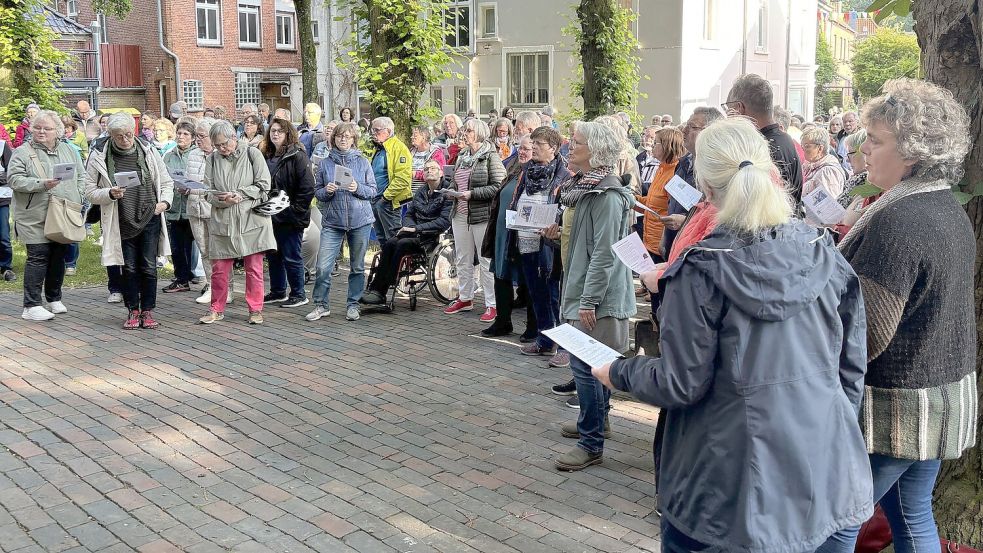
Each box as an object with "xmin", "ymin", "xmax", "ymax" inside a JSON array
[
  {"xmin": 183, "ymin": 80, "xmax": 205, "ymax": 110},
  {"xmin": 311, "ymin": 19, "xmax": 320, "ymax": 44},
  {"xmin": 453, "ymin": 86, "xmax": 468, "ymax": 116},
  {"xmin": 66, "ymin": 0, "xmax": 78, "ymax": 17},
  {"xmin": 445, "ymin": 1, "xmax": 471, "ymax": 50},
  {"xmin": 755, "ymin": 0, "xmax": 768, "ymax": 53},
  {"xmin": 430, "ymin": 86, "xmax": 444, "ymax": 111},
  {"xmin": 276, "ymin": 12, "xmax": 296, "ymax": 50},
  {"xmin": 196, "ymin": 0, "xmax": 222, "ymax": 46},
  {"xmin": 477, "ymin": 88, "xmax": 499, "ymax": 116},
  {"xmin": 478, "ymin": 3, "xmax": 497, "ymax": 39},
  {"xmin": 234, "ymin": 72, "xmax": 261, "ymax": 110},
  {"xmin": 238, "ymin": 0, "xmax": 261, "ymax": 48},
  {"xmin": 702, "ymin": 0, "xmax": 717, "ymax": 46},
  {"xmin": 503, "ymin": 46, "xmax": 552, "ymax": 108}
]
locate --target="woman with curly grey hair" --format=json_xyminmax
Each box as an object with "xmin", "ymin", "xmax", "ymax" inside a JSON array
[{"xmin": 819, "ymin": 79, "xmax": 977, "ymax": 551}]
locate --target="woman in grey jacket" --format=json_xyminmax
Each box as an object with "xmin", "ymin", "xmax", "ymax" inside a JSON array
[{"xmin": 594, "ymin": 118, "xmax": 873, "ymax": 552}]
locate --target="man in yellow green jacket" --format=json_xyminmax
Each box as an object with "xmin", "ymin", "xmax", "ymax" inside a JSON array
[{"xmin": 369, "ymin": 117, "xmax": 412, "ymax": 241}]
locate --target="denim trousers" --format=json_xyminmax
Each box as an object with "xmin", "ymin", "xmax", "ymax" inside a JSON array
[
  {"xmin": 371, "ymin": 197, "xmax": 402, "ymax": 243},
  {"xmin": 63, "ymin": 243, "xmax": 79, "ymax": 269},
  {"xmin": 23, "ymin": 242, "xmax": 68, "ymax": 307},
  {"xmin": 121, "ymin": 216, "xmax": 161, "ymax": 311},
  {"xmin": 167, "ymin": 218, "xmax": 195, "ymax": 284},
  {"xmin": 312, "ymin": 224, "xmax": 371, "ymax": 309},
  {"xmin": 817, "ymin": 455, "xmax": 942, "ymax": 553},
  {"xmin": 107, "ymin": 266, "xmax": 123, "ymax": 294},
  {"xmin": 267, "ymin": 225, "xmax": 306, "ymax": 299},
  {"xmin": 570, "ymin": 351, "xmax": 610, "ymax": 455},
  {"xmin": 368, "ymin": 235, "xmax": 425, "ymax": 293},
  {"xmin": 0, "ymin": 205, "xmax": 11, "ymax": 271},
  {"xmin": 520, "ymin": 249, "xmax": 560, "ymax": 349}
]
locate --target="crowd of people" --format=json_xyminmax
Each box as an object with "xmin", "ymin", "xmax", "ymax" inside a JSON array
[{"xmin": 0, "ymin": 73, "xmax": 978, "ymax": 552}]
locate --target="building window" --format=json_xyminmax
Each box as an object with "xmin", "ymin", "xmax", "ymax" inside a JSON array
[
  {"xmin": 478, "ymin": 92, "xmax": 496, "ymax": 115},
  {"xmin": 183, "ymin": 80, "xmax": 204, "ymax": 110},
  {"xmin": 196, "ymin": 0, "xmax": 221, "ymax": 45},
  {"xmin": 454, "ymin": 86, "xmax": 467, "ymax": 115},
  {"xmin": 276, "ymin": 12, "xmax": 296, "ymax": 49},
  {"xmin": 66, "ymin": 0, "xmax": 78, "ymax": 17},
  {"xmin": 234, "ymin": 72, "xmax": 261, "ymax": 109},
  {"xmin": 445, "ymin": 2, "xmax": 470, "ymax": 49},
  {"xmin": 312, "ymin": 19, "xmax": 320, "ymax": 44},
  {"xmin": 238, "ymin": 0, "xmax": 261, "ymax": 48},
  {"xmin": 479, "ymin": 4, "xmax": 497, "ymax": 38},
  {"xmin": 431, "ymin": 86, "xmax": 443, "ymax": 111},
  {"xmin": 507, "ymin": 52, "xmax": 549, "ymax": 106},
  {"xmin": 755, "ymin": 0, "xmax": 768, "ymax": 51},
  {"xmin": 703, "ymin": 0, "xmax": 716, "ymax": 42},
  {"xmin": 97, "ymin": 12, "xmax": 108, "ymax": 43}
]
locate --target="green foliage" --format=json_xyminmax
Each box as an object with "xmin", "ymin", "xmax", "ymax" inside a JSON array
[
  {"xmin": 845, "ymin": 0, "xmax": 913, "ymax": 30},
  {"xmin": 851, "ymin": 27, "xmax": 919, "ymax": 101},
  {"xmin": 0, "ymin": 0, "xmax": 71, "ymax": 124},
  {"xmin": 565, "ymin": 0, "xmax": 643, "ymax": 120},
  {"xmin": 92, "ymin": 0, "xmax": 132, "ymax": 19},
  {"xmin": 814, "ymin": 30, "xmax": 839, "ymax": 116},
  {"xmin": 334, "ymin": 0, "xmax": 458, "ymax": 140}
]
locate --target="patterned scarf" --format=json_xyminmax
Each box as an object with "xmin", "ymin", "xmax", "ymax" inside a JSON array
[
  {"xmin": 455, "ymin": 141, "xmax": 492, "ymax": 169},
  {"xmin": 559, "ymin": 165, "xmax": 612, "ymax": 207},
  {"xmin": 838, "ymin": 175, "xmax": 950, "ymax": 253},
  {"xmin": 523, "ymin": 157, "xmax": 560, "ymax": 195}
]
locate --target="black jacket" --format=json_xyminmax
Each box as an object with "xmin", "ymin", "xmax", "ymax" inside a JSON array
[
  {"xmin": 404, "ymin": 183, "xmax": 452, "ymax": 248},
  {"xmin": 760, "ymin": 124, "xmax": 803, "ymax": 207},
  {"xmin": 268, "ymin": 144, "xmax": 315, "ymax": 230}
]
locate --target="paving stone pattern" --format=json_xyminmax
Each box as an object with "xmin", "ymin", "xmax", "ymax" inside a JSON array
[{"xmin": 0, "ymin": 279, "xmax": 662, "ymax": 552}]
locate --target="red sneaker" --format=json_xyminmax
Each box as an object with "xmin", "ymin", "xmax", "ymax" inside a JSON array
[
  {"xmin": 443, "ymin": 299, "xmax": 473, "ymax": 314},
  {"xmin": 123, "ymin": 310, "xmax": 141, "ymax": 330},
  {"xmin": 140, "ymin": 310, "xmax": 160, "ymax": 329},
  {"xmin": 479, "ymin": 307, "xmax": 497, "ymax": 322}
]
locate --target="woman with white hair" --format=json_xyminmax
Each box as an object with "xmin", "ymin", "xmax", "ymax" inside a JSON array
[
  {"xmin": 85, "ymin": 112, "xmax": 174, "ymax": 329},
  {"xmin": 443, "ymin": 117, "xmax": 505, "ymax": 322},
  {"xmin": 436, "ymin": 113, "xmax": 463, "ymax": 164},
  {"xmin": 593, "ymin": 115, "xmax": 641, "ymax": 194},
  {"xmin": 800, "ymin": 125, "xmax": 847, "ymax": 202},
  {"xmin": 594, "ymin": 117, "xmax": 872, "ymax": 550},
  {"xmin": 185, "ymin": 117, "xmax": 231, "ymax": 305},
  {"xmin": 552, "ymin": 121, "xmax": 637, "ymax": 471},
  {"xmin": 198, "ymin": 120, "xmax": 275, "ymax": 325},
  {"xmin": 820, "ymin": 79, "xmax": 977, "ymax": 552},
  {"xmin": 6, "ymin": 110, "xmax": 85, "ymax": 320}
]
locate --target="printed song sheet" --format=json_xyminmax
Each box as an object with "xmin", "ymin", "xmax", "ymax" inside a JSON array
[
  {"xmin": 506, "ymin": 201, "xmax": 558, "ymax": 231},
  {"xmin": 611, "ymin": 232, "xmax": 657, "ymax": 274},
  {"xmin": 664, "ymin": 175, "xmax": 703, "ymax": 210},
  {"xmin": 543, "ymin": 324, "xmax": 623, "ymax": 369},
  {"xmin": 52, "ymin": 163, "xmax": 76, "ymax": 182},
  {"xmin": 802, "ymin": 186, "xmax": 847, "ymax": 225},
  {"xmin": 114, "ymin": 171, "xmax": 142, "ymax": 189}
]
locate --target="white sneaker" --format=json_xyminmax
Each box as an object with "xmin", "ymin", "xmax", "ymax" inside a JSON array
[
  {"xmin": 107, "ymin": 292, "xmax": 123, "ymax": 303},
  {"xmin": 226, "ymin": 289, "xmax": 233, "ymax": 304},
  {"xmin": 305, "ymin": 305, "xmax": 330, "ymax": 321},
  {"xmin": 48, "ymin": 301, "xmax": 68, "ymax": 314},
  {"xmin": 196, "ymin": 286, "xmax": 211, "ymax": 305},
  {"xmin": 346, "ymin": 305, "xmax": 360, "ymax": 321},
  {"xmin": 23, "ymin": 306, "xmax": 55, "ymax": 321}
]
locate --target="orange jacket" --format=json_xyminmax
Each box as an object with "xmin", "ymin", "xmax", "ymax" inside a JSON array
[{"xmin": 634, "ymin": 160, "xmax": 678, "ymax": 255}]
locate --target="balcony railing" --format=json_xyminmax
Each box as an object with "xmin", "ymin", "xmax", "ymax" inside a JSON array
[{"xmin": 58, "ymin": 50, "xmax": 98, "ymax": 87}]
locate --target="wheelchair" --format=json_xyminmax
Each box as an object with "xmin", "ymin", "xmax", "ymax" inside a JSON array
[{"xmin": 364, "ymin": 231, "xmax": 459, "ymax": 312}]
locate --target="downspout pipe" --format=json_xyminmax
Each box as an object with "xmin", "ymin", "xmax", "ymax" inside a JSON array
[{"xmin": 156, "ymin": 0, "xmax": 181, "ymax": 101}]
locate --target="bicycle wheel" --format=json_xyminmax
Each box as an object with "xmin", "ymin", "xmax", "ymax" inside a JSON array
[{"xmin": 428, "ymin": 242, "xmax": 458, "ymax": 304}]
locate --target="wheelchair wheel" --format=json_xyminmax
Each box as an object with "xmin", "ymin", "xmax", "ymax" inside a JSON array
[
  {"xmin": 428, "ymin": 242, "xmax": 458, "ymax": 304},
  {"xmin": 395, "ymin": 255, "xmax": 429, "ymax": 296}
]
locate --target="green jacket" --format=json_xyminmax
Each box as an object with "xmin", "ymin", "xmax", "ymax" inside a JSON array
[
  {"xmin": 162, "ymin": 145, "xmax": 196, "ymax": 220},
  {"xmin": 7, "ymin": 141, "xmax": 85, "ymax": 244},
  {"xmin": 203, "ymin": 141, "xmax": 276, "ymax": 259},
  {"xmin": 561, "ymin": 175, "xmax": 637, "ymax": 321},
  {"xmin": 377, "ymin": 135, "xmax": 412, "ymax": 208}
]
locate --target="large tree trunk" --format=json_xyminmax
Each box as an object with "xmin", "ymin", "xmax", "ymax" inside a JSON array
[
  {"xmin": 294, "ymin": 0, "xmax": 318, "ymax": 105},
  {"xmin": 912, "ymin": 0, "xmax": 983, "ymax": 545},
  {"xmin": 578, "ymin": 0, "xmax": 616, "ymax": 120}
]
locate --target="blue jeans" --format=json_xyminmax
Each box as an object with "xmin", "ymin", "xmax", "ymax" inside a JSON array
[
  {"xmin": 268, "ymin": 225, "xmax": 305, "ymax": 299},
  {"xmin": 311, "ymin": 224, "xmax": 371, "ymax": 309},
  {"xmin": 107, "ymin": 265, "xmax": 123, "ymax": 294},
  {"xmin": 520, "ymin": 249, "xmax": 559, "ymax": 349},
  {"xmin": 64, "ymin": 243, "xmax": 80, "ymax": 269},
  {"xmin": 818, "ymin": 455, "xmax": 942, "ymax": 553},
  {"xmin": 570, "ymin": 353, "xmax": 610, "ymax": 454},
  {"xmin": 371, "ymin": 196, "xmax": 402, "ymax": 243},
  {"xmin": 0, "ymin": 205, "xmax": 11, "ymax": 271}
]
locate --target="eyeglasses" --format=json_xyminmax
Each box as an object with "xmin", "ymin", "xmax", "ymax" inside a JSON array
[
  {"xmin": 370, "ymin": 127, "xmax": 387, "ymax": 135},
  {"xmin": 270, "ymin": 128, "xmax": 285, "ymax": 135},
  {"xmin": 111, "ymin": 132, "xmax": 135, "ymax": 140},
  {"xmin": 720, "ymin": 100, "xmax": 742, "ymax": 112},
  {"xmin": 213, "ymin": 140, "xmax": 231, "ymax": 148},
  {"xmin": 532, "ymin": 140, "xmax": 551, "ymax": 148}
]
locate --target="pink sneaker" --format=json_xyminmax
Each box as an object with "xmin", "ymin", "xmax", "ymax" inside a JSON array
[
  {"xmin": 443, "ymin": 299, "xmax": 474, "ymax": 314},
  {"xmin": 479, "ymin": 307, "xmax": 497, "ymax": 322},
  {"xmin": 123, "ymin": 309, "xmax": 141, "ymax": 330}
]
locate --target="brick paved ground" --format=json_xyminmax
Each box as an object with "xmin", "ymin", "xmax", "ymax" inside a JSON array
[{"xmin": 0, "ymin": 276, "xmax": 662, "ymax": 553}]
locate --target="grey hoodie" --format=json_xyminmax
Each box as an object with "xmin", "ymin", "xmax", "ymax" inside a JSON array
[{"xmin": 610, "ymin": 221, "xmax": 873, "ymax": 552}]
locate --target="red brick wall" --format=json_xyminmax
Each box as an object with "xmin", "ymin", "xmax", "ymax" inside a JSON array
[{"xmin": 162, "ymin": 0, "xmax": 302, "ymax": 113}]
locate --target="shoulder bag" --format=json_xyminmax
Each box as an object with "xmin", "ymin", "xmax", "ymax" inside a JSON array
[{"xmin": 29, "ymin": 149, "xmax": 86, "ymax": 244}]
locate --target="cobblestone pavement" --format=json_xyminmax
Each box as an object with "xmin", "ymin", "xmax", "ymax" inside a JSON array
[{"xmin": 0, "ymin": 279, "xmax": 662, "ymax": 553}]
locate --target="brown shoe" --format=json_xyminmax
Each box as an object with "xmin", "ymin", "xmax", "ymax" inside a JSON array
[
  {"xmin": 199, "ymin": 311, "xmax": 224, "ymax": 324},
  {"xmin": 555, "ymin": 446, "xmax": 602, "ymax": 471},
  {"xmin": 561, "ymin": 417, "xmax": 611, "ymax": 439},
  {"xmin": 249, "ymin": 311, "xmax": 264, "ymax": 325}
]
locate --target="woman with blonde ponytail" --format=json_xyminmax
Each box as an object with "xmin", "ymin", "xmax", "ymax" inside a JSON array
[{"xmin": 592, "ymin": 117, "xmax": 873, "ymax": 551}]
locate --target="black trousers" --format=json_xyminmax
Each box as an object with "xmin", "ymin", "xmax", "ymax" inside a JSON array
[
  {"xmin": 23, "ymin": 242, "xmax": 68, "ymax": 308},
  {"xmin": 167, "ymin": 218, "xmax": 195, "ymax": 284},
  {"xmin": 370, "ymin": 236, "xmax": 426, "ymax": 293},
  {"xmin": 122, "ymin": 217, "xmax": 161, "ymax": 311},
  {"xmin": 491, "ymin": 274, "xmax": 536, "ymax": 333}
]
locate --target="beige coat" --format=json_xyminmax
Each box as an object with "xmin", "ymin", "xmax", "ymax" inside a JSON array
[
  {"xmin": 203, "ymin": 141, "xmax": 275, "ymax": 259},
  {"xmin": 85, "ymin": 140, "xmax": 174, "ymax": 266},
  {"xmin": 6, "ymin": 141, "xmax": 85, "ymax": 244}
]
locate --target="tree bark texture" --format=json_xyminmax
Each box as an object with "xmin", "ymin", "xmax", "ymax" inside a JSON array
[
  {"xmin": 912, "ymin": 0, "xmax": 983, "ymax": 545},
  {"xmin": 294, "ymin": 0, "xmax": 319, "ymax": 105},
  {"xmin": 578, "ymin": 0, "xmax": 616, "ymax": 120}
]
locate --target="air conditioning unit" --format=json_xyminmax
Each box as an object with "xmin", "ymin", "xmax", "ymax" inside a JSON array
[{"xmin": 280, "ymin": 85, "xmax": 290, "ymax": 97}]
